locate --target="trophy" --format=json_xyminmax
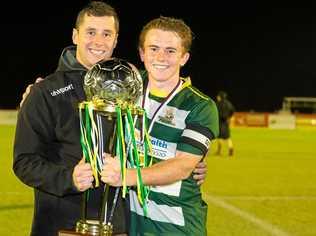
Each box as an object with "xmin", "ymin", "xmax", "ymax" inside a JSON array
[{"xmin": 68, "ymin": 58, "xmax": 150, "ymax": 236}]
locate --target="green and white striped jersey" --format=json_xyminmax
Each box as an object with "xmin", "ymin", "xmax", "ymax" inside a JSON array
[{"xmin": 129, "ymin": 77, "xmax": 219, "ymax": 235}]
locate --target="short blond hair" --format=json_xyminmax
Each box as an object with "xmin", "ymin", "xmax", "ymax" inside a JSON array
[{"xmin": 139, "ymin": 16, "xmax": 192, "ymax": 53}]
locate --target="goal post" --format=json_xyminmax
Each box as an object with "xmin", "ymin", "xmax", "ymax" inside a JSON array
[{"xmin": 282, "ymin": 97, "xmax": 316, "ymax": 114}]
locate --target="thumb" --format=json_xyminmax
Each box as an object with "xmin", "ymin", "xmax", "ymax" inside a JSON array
[
  {"xmin": 35, "ymin": 77, "xmax": 44, "ymax": 83},
  {"xmin": 79, "ymin": 156, "xmax": 86, "ymax": 164},
  {"xmin": 102, "ymin": 152, "xmax": 112, "ymax": 161}
]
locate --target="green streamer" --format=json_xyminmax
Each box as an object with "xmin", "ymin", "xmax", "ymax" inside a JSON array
[{"xmin": 126, "ymin": 109, "xmax": 149, "ymax": 216}]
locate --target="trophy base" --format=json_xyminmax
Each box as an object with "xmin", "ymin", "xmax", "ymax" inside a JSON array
[
  {"xmin": 75, "ymin": 219, "xmax": 113, "ymax": 236},
  {"xmin": 58, "ymin": 230, "xmax": 87, "ymax": 236}
]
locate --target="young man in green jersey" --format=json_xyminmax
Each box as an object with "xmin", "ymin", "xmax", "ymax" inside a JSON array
[{"xmin": 102, "ymin": 16, "xmax": 219, "ymax": 235}]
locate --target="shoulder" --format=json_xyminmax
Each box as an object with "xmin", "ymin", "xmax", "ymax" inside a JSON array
[
  {"xmin": 182, "ymin": 85, "xmax": 217, "ymax": 109},
  {"xmin": 34, "ymin": 71, "xmax": 75, "ymax": 94},
  {"xmin": 21, "ymin": 72, "xmax": 76, "ymax": 109},
  {"xmin": 180, "ymin": 86, "xmax": 219, "ymax": 139},
  {"xmin": 179, "ymin": 85, "xmax": 218, "ymax": 121}
]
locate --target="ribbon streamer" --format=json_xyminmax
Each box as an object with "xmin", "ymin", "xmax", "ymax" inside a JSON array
[{"xmin": 79, "ymin": 101, "xmax": 152, "ymax": 216}]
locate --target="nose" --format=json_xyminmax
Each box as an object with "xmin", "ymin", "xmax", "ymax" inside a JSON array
[
  {"xmin": 93, "ymin": 33, "xmax": 105, "ymax": 46},
  {"xmin": 156, "ymin": 49, "xmax": 166, "ymax": 61}
]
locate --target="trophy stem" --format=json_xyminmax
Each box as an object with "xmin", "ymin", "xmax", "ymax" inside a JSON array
[
  {"xmin": 99, "ymin": 184, "xmax": 110, "ymax": 223},
  {"xmin": 108, "ymin": 121, "xmax": 117, "ymax": 156},
  {"xmin": 108, "ymin": 187, "xmax": 120, "ymax": 223},
  {"xmin": 76, "ymin": 114, "xmax": 122, "ymax": 235},
  {"xmin": 81, "ymin": 191, "xmax": 87, "ymax": 221},
  {"xmin": 99, "ymin": 121, "xmax": 117, "ymax": 224}
]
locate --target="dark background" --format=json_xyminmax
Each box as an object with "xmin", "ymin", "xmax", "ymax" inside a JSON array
[{"xmin": 1, "ymin": 1, "xmax": 315, "ymax": 112}]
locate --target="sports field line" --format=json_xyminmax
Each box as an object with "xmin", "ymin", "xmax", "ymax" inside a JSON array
[
  {"xmin": 204, "ymin": 194, "xmax": 291, "ymax": 236},
  {"xmin": 4, "ymin": 192, "xmax": 316, "ymax": 200},
  {"xmin": 3, "ymin": 191, "xmax": 316, "ymax": 200},
  {"xmin": 216, "ymin": 195, "xmax": 316, "ymax": 201}
]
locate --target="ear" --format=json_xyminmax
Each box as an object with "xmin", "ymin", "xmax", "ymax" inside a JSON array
[
  {"xmin": 113, "ymin": 34, "xmax": 118, "ymax": 49},
  {"xmin": 180, "ymin": 52, "xmax": 190, "ymax": 67},
  {"xmin": 139, "ymin": 47, "xmax": 145, "ymax": 62},
  {"xmin": 72, "ymin": 28, "xmax": 78, "ymax": 45}
]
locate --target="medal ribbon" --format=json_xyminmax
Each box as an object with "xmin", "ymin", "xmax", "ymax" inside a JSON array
[{"xmin": 143, "ymin": 79, "xmax": 183, "ymax": 134}]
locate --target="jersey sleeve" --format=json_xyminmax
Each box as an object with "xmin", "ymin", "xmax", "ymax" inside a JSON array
[{"xmin": 177, "ymin": 98, "xmax": 219, "ymax": 156}]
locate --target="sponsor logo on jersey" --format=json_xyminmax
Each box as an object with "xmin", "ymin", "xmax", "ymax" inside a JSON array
[
  {"xmin": 136, "ymin": 137, "xmax": 169, "ymax": 159},
  {"xmin": 134, "ymin": 130, "xmax": 176, "ymax": 159},
  {"xmin": 151, "ymin": 138, "xmax": 168, "ymax": 149},
  {"xmin": 158, "ymin": 108, "xmax": 175, "ymax": 126},
  {"xmin": 50, "ymin": 84, "xmax": 74, "ymax": 96}
]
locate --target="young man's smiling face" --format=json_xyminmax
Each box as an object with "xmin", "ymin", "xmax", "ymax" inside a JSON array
[{"xmin": 139, "ymin": 29, "xmax": 189, "ymax": 85}]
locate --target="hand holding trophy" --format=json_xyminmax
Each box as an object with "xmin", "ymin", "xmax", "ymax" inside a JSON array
[{"xmin": 76, "ymin": 58, "xmax": 151, "ymax": 236}]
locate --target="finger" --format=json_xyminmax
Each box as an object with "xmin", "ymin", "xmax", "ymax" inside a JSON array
[
  {"xmin": 25, "ymin": 84, "xmax": 33, "ymax": 94},
  {"xmin": 75, "ymin": 175, "xmax": 94, "ymax": 190},
  {"xmin": 77, "ymin": 181, "xmax": 93, "ymax": 191},
  {"xmin": 80, "ymin": 175, "xmax": 95, "ymax": 183},
  {"xmin": 79, "ymin": 168, "xmax": 92, "ymax": 176},
  {"xmin": 20, "ymin": 84, "xmax": 33, "ymax": 107},
  {"xmin": 19, "ymin": 99, "xmax": 25, "ymax": 108},
  {"xmin": 77, "ymin": 169, "xmax": 93, "ymax": 179},
  {"xmin": 79, "ymin": 156, "xmax": 86, "ymax": 164},
  {"xmin": 35, "ymin": 77, "xmax": 44, "ymax": 83},
  {"xmin": 193, "ymin": 173, "xmax": 205, "ymax": 180},
  {"xmin": 102, "ymin": 152, "xmax": 112, "ymax": 161},
  {"xmin": 193, "ymin": 167, "xmax": 206, "ymax": 174},
  {"xmin": 76, "ymin": 175, "xmax": 93, "ymax": 184},
  {"xmin": 103, "ymin": 156, "xmax": 115, "ymax": 166},
  {"xmin": 196, "ymin": 161, "xmax": 207, "ymax": 168},
  {"xmin": 73, "ymin": 164, "xmax": 92, "ymax": 179}
]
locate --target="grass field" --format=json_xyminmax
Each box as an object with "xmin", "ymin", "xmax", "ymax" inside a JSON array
[{"xmin": 1, "ymin": 125, "xmax": 316, "ymax": 235}]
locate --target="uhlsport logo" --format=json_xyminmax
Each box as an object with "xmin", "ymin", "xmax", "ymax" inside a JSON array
[{"xmin": 50, "ymin": 84, "xmax": 74, "ymax": 97}]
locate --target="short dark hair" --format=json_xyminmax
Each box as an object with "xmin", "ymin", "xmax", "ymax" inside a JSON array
[{"xmin": 75, "ymin": 1, "xmax": 119, "ymax": 33}]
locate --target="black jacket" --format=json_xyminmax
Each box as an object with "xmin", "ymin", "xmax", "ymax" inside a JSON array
[{"xmin": 13, "ymin": 46, "xmax": 127, "ymax": 235}]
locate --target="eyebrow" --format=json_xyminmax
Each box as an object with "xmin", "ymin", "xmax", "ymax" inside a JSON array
[
  {"xmin": 85, "ymin": 27, "xmax": 115, "ymax": 34},
  {"xmin": 147, "ymin": 45, "xmax": 177, "ymax": 51}
]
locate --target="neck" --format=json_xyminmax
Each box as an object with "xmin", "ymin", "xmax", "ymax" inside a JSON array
[{"xmin": 148, "ymin": 78, "xmax": 180, "ymax": 97}]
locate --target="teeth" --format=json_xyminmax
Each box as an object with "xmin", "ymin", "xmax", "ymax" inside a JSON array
[
  {"xmin": 90, "ymin": 49, "xmax": 105, "ymax": 56},
  {"xmin": 153, "ymin": 64, "xmax": 168, "ymax": 69}
]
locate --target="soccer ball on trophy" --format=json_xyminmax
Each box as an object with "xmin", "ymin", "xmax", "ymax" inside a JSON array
[{"xmin": 83, "ymin": 57, "xmax": 143, "ymax": 114}]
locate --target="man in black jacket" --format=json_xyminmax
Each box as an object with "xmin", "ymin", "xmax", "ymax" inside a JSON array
[
  {"xmin": 13, "ymin": 2, "xmax": 128, "ymax": 235},
  {"xmin": 14, "ymin": 2, "xmax": 207, "ymax": 236}
]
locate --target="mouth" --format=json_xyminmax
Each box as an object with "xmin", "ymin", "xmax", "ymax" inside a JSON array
[
  {"xmin": 89, "ymin": 49, "xmax": 106, "ymax": 57},
  {"xmin": 152, "ymin": 64, "xmax": 168, "ymax": 70}
]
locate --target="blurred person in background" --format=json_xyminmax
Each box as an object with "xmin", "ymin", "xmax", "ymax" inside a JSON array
[{"xmin": 215, "ymin": 90, "xmax": 235, "ymax": 157}]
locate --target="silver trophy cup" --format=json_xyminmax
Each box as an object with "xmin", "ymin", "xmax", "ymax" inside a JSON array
[{"xmin": 76, "ymin": 58, "xmax": 143, "ymax": 236}]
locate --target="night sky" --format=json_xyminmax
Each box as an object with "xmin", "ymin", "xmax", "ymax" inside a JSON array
[{"xmin": 1, "ymin": 1, "xmax": 315, "ymax": 112}]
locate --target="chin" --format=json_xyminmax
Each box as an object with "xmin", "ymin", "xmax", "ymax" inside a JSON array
[{"xmin": 155, "ymin": 74, "xmax": 170, "ymax": 81}]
